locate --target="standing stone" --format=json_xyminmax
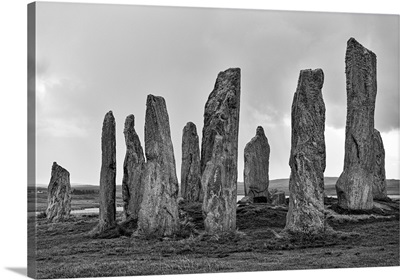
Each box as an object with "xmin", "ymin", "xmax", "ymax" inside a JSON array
[
  {"xmin": 336, "ymin": 38, "xmax": 377, "ymax": 210},
  {"xmin": 137, "ymin": 95, "xmax": 179, "ymax": 236},
  {"xmin": 372, "ymin": 129, "xmax": 387, "ymax": 200},
  {"xmin": 46, "ymin": 162, "xmax": 72, "ymax": 222},
  {"xmin": 93, "ymin": 111, "xmax": 116, "ymax": 233},
  {"xmin": 122, "ymin": 115, "xmax": 145, "ymax": 221},
  {"xmin": 285, "ymin": 68, "xmax": 326, "ymax": 234},
  {"xmin": 181, "ymin": 122, "xmax": 202, "ymax": 202},
  {"xmin": 243, "ymin": 126, "xmax": 270, "ymax": 200},
  {"xmin": 270, "ymin": 190, "xmax": 286, "ymax": 206},
  {"xmin": 201, "ymin": 68, "xmax": 240, "ymax": 233}
]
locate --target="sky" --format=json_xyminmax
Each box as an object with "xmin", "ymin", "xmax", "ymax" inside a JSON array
[{"xmin": 32, "ymin": 2, "xmax": 399, "ymax": 185}]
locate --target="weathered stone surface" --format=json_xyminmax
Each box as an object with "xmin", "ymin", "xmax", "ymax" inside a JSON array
[
  {"xmin": 122, "ymin": 115, "xmax": 145, "ymax": 221},
  {"xmin": 200, "ymin": 68, "xmax": 241, "ymax": 175},
  {"xmin": 372, "ymin": 129, "xmax": 387, "ymax": 200},
  {"xmin": 137, "ymin": 95, "xmax": 180, "ymax": 236},
  {"xmin": 46, "ymin": 162, "xmax": 72, "ymax": 222},
  {"xmin": 244, "ymin": 126, "xmax": 270, "ymax": 200},
  {"xmin": 93, "ymin": 111, "xmax": 117, "ymax": 233},
  {"xmin": 336, "ymin": 38, "xmax": 376, "ymax": 210},
  {"xmin": 181, "ymin": 122, "xmax": 201, "ymax": 202},
  {"xmin": 201, "ymin": 68, "xmax": 241, "ymax": 233},
  {"xmin": 285, "ymin": 68, "xmax": 326, "ymax": 234},
  {"xmin": 270, "ymin": 190, "xmax": 286, "ymax": 206}
]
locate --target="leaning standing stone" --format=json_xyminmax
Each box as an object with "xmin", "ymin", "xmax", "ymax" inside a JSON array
[
  {"xmin": 201, "ymin": 68, "xmax": 241, "ymax": 233},
  {"xmin": 122, "ymin": 115, "xmax": 145, "ymax": 220},
  {"xmin": 181, "ymin": 122, "xmax": 202, "ymax": 202},
  {"xmin": 372, "ymin": 129, "xmax": 387, "ymax": 200},
  {"xmin": 285, "ymin": 68, "xmax": 326, "ymax": 234},
  {"xmin": 137, "ymin": 95, "xmax": 180, "ymax": 236},
  {"xmin": 336, "ymin": 38, "xmax": 376, "ymax": 210},
  {"xmin": 46, "ymin": 162, "xmax": 72, "ymax": 222},
  {"xmin": 92, "ymin": 111, "xmax": 117, "ymax": 233},
  {"xmin": 244, "ymin": 126, "xmax": 270, "ymax": 200}
]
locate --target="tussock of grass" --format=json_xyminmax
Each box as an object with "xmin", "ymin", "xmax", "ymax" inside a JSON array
[
  {"xmin": 325, "ymin": 208, "xmax": 396, "ymax": 224},
  {"xmin": 194, "ymin": 228, "xmax": 247, "ymax": 243}
]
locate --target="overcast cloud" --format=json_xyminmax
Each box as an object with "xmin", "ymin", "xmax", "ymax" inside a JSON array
[{"xmin": 33, "ymin": 3, "xmax": 399, "ymax": 184}]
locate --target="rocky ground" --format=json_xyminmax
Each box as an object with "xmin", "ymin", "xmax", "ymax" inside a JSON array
[{"xmin": 31, "ymin": 197, "xmax": 399, "ymax": 279}]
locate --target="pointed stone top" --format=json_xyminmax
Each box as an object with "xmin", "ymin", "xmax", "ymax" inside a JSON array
[
  {"xmin": 125, "ymin": 114, "xmax": 134, "ymax": 122},
  {"xmin": 245, "ymin": 126, "xmax": 269, "ymax": 151},
  {"xmin": 146, "ymin": 95, "xmax": 167, "ymax": 111},
  {"xmin": 218, "ymin": 67, "xmax": 240, "ymax": 74},
  {"xmin": 300, "ymin": 68, "xmax": 323, "ymax": 76},
  {"xmin": 51, "ymin": 162, "xmax": 69, "ymax": 175},
  {"xmin": 184, "ymin": 121, "xmax": 197, "ymax": 131},
  {"xmin": 347, "ymin": 37, "xmax": 358, "ymax": 45},
  {"xmin": 216, "ymin": 68, "xmax": 241, "ymax": 81},
  {"xmin": 183, "ymin": 122, "xmax": 198, "ymax": 138},
  {"xmin": 206, "ymin": 68, "xmax": 241, "ymax": 107},
  {"xmin": 147, "ymin": 94, "xmax": 164, "ymax": 102},
  {"xmin": 256, "ymin": 126, "xmax": 265, "ymax": 137},
  {"xmin": 103, "ymin": 111, "xmax": 115, "ymax": 128},
  {"xmin": 124, "ymin": 114, "xmax": 135, "ymax": 133},
  {"xmin": 299, "ymin": 68, "xmax": 324, "ymax": 89},
  {"xmin": 347, "ymin": 37, "xmax": 376, "ymax": 57}
]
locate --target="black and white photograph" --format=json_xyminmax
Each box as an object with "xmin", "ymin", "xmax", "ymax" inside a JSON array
[{"xmin": 1, "ymin": 1, "xmax": 399, "ymax": 280}]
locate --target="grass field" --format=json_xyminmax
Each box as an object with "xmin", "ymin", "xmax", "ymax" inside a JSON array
[
  {"xmin": 239, "ymin": 177, "xmax": 400, "ymax": 196},
  {"xmin": 30, "ymin": 197, "xmax": 399, "ymax": 278}
]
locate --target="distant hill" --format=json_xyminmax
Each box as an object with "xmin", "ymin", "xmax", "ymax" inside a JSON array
[
  {"xmin": 32, "ymin": 178, "xmax": 399, "ymax": 197},
  {"xmin": 237, "ymin": 177, "xmax": 399, "ymax": 196},
  {"xmin": 71, "ymin": 184, "xmax": 100, "ymax": 190}
]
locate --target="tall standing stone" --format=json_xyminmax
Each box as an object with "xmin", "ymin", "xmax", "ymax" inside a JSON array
[
  {"xmin": 285, "ymin": 68, "xmax": 326, "ymax": 234},
  {"xmin": 122, "ymin": 115, "xmax": 145, "ymax": 220},
  {"xmin": 201, "ymin": 68, "xmax": 240, "ymax": 233},
  {"xmin": 93, "ymin": 111, "xmax": 116, "ymax": 233},
  {"xmin": 46, "ymin": 162, "xmax": 72, "ymax": 222},
  {"xmin": 243, "ymin": 126, "xmax": 270, "ymax": 200},
  {"xmin": 372, "ymin": 129, "xmax": 387, "ymax": 200},
  {"xmin": 336, "ymin": 38, "xmax": 377, "ymax": 210},
  {"xmin": 181, "ymin": 122, "xmax": 201, "ymax": 202},
  {"xmin": 137, "ymin": 95, "xmax": 180, "ymax": 236}
]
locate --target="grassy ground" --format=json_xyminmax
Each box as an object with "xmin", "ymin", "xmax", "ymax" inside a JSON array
[{"xmin": 30, "ymin": 198, "xmax": 399, "ymax": 279}]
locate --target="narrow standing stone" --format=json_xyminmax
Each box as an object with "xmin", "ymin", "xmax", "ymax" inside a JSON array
[
  {"xmin": 137, "ymin": 95, "xmax": 180, "ymax": 236},
  {"xmin": 181, "ymin": 122, "xmax": 201, "ymax": 202},
  {"xmin": 372, "ymin": 129, "xmax": 387, "ymax": 200},
  {"xmin": 46, "ymin": 162, "xmax": 72, "ymax": 222},
  {"xmin": 122, "ymin": 115, "xmax": 145, "ymax": 220},
  {"xmin": 285, "ymin": 68, "xmax": 326, "ymax": 234},
  {"xmin": 201, "ymin": 68, "xmax": 241, "ymax": 233},
  {"xmin": 243, "ymin": 126, "xmax": 270, "ymax": 200},
  {"xmin": 335, "ymin": 38, "xmax": 376, "ymax": 210},
  {"xmin": 93, "ymin": 111, "xmax": 116, "ymax": 233}
]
